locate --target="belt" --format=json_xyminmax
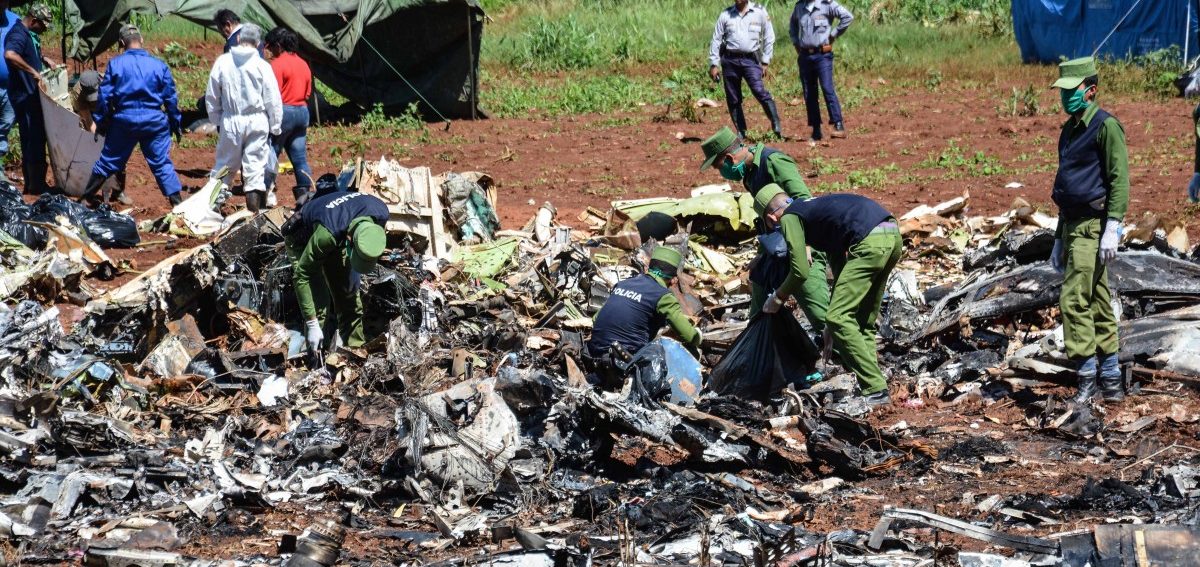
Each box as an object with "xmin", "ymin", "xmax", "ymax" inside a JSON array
[
  {"xmin": 721, "ymin": 50, "xmax": 758, "ymax": 58},
  {"xmin": 869, "ymin": 220, "xmax": 900, "ymax": 235},
  {"xmin": 800, "ymin": 45, "xmax": 832, "ymax": 55}
]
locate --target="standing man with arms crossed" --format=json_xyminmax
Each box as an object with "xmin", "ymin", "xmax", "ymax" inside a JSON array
[
  {"xmin": 789, "ymin": 0, "xmax": 853, "ymax": 141},
  {"xmin": 1048, "ymin": 57, "xmax": 1129, "ymax": 404},
  {"xmin": 708, "ymin": 0, "xmax": 783, "ymax": 139}
]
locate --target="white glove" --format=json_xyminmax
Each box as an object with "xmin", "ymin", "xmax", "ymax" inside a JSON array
[
  {"xmin": 1099, "ymin": 219, "xmax": 1120, "ymax": 265},
  {"xmin": 1051, "ymin": 238, "xmax": 1065, "ymax": 273},
  {"xmin": 762, "ymin": 292, "xmax": 784, "ymax": 314},
  {"xmin": 305, "ymin": 319, "xmax": 324, "ymax": 350}
]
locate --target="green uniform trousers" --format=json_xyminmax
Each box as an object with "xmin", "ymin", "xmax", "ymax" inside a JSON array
[
  {"xmin": 289, "ymin": 244, "xmax": 367, "ymax": 349},
  {"xmin": 1061, "ymin": 217, "xmax": 1119, "ymax": 360},
  {"xmin": 827, "ymin": 230, "xmax": 902, "ymax": 395},
  {"xmin": 750, "ymin": 249, "xmax": 830, "ymax": 333}
]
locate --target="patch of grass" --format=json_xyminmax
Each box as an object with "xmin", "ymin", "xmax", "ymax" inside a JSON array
[
  {"xmin": 920, "ymin": 140, "xmax": 1005, "ymax": 177},
  {"xmin": 808, "ymin": 156, "xmax": 844, "ymax": 176},
  {"xmin": 483, "ymin": 73, "xmax": 658, "ymax": 118},
  {"xmin": 1001, "ymin": 84, "xmax": 1041, "ymax": 117},
  {"xmin": 846, "ymin": 163, "xmax": 898, "ymax": 190}
]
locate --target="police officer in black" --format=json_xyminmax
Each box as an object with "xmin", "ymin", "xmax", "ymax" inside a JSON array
[{"xmin": 587, "ymin": 246, "xmax": 701, "ymax": 382}]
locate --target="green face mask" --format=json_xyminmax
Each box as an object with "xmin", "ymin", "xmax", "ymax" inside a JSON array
[
  {"xmin": 719, "ymin": 153, "xmax": 748, "ymax": 181},
  {"xmin": 1061, "ymin": 87, "xmax": 1090, "ymax": 115}
]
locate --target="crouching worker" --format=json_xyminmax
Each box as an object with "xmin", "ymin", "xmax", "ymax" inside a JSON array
[
  {"xmin": 587, "ymin": 246, "xmax": 701, "ymax": 385},
  {"xmin": 755, "ymin": 185, "xmax": 901, "ymax": 407},
  {"xmin": 286, "ymin": 191, "xmax": 388, "ymax": 354}
]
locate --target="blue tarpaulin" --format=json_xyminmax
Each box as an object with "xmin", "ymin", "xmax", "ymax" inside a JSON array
[{"xmin": 1013, "ymin": 0, "xmax": 1200, "ymax": 63}]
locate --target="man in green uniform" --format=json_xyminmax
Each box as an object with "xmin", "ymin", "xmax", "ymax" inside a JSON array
[
  {"xmin": 587, "ymin": 246, "xmax": 701, "ymax": 381},
  {"xmin": 755, "ymin": 185, "xmax": 901, "ymax": 406},
  {"xmin": 1049, "ymin": 57, "xmax": 1129, "ymax": 403},
  {"xmin": 287, "ymin": 191, "xmax": 389, "ymax": 353},
  {"xmin": 700, "ymin": 126, "xmax": 830, "ymax": 335}
]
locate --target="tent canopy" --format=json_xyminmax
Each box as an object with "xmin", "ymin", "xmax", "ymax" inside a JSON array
[
  {"xmin": 60, "ymin": 0, "xmax": 484, "ymax": 118},
  {"xmin": 1013, "ymin": 0, "xmax": 1199, "ymax": 64}
]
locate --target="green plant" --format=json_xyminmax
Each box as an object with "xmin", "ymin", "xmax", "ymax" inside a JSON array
[
  {"xmin": 158, "ymin": 42, "xmax": 201, "ymax": 69},
  {"xmin": 920, "ymin": 140, "xmax": 1004, "ymax": 176},
  {"xmin": 1002, "ymin": 84, "xmax": 1040, "ymax": 117},
  {"xmin": 808, "ymin": 156, "xmax": 843, "ymax": 176}
]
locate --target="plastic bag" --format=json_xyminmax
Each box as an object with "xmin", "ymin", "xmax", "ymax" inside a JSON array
[
  {"xmin": 0, "ymin": 185, "xmax": 46, "ymax": 249},
  {"xmin": 749, "ymin": 228, "xmax": 789, "ymax": 289},
  {"xmin": 707, "ymin": 311, "xmax": 819, "ymax": 401},
  {"xmin": 78, "ymin": 205, "xmax": 140, "ymax": 248}
]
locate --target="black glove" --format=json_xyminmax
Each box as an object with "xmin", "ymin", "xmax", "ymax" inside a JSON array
[{"xmin": 170, "ymin": 124, "xmax": 183, "ymax": 144}]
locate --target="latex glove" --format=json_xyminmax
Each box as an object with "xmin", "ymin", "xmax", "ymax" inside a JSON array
[
  {"xmin": 1050, "ymin": 238, "xmax": 1065, "ymax": 273},
  {"xmin": 762, "ymin": 292, "xmax": 784, "ymax": 314},
  {"xmin": 305, "ymin": 319, "xmax": 324, "ymax": 351},
  {"xmin": 1099, "ymin": 219, "xmax": 1120, "ymax": 265}
]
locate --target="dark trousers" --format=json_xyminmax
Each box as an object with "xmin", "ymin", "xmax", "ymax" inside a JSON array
[
  {"xmin": 798, "ymin": 52, "xmax": 843, "ymax": 127},
  {"xmin": 12, "ymin": 96, "xmax": 47, "ymax": 193},
  {"xmin": 721, "ymin": 53, "xmax": 774, "ymax": 134},
  {"xmin": 92, "ymin": 112, "xmax": 182, "ymax": 197}
]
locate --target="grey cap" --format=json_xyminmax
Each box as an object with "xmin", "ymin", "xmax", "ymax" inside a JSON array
[
  {"xmin": 119, "ymin": 23, "xmax": 141, "ymax": 44},
  {"xmin": 78, "ymin": 70, "xmax": 100, "ymax": 103}
]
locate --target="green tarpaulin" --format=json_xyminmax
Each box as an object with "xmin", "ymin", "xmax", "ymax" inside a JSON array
[{"xmin": 59, "ymin": 0, "xmax": 483, "ymax": 118}]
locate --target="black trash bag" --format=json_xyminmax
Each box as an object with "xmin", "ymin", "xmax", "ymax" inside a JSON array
[
  {"xmin": 748, "ymin": 229, "xmax": 789, "ymax": 290},
  {"xmin": 30, "ymin": 193, "xmax": 91, "ymax": 226},
  {"xmin": 624, "ymin": 341, "xmax": 671, "ymax": 406},
  {"xmin": 708, "ymin": 311, "xmax": 818, "ymax": 401},
  {"xmin": 77, "ymin": 205, "xmax": 140, "ymax": 248},
  {"xmin": 0, "ymin": 206, "xmax": 46, "ymax": 249}
]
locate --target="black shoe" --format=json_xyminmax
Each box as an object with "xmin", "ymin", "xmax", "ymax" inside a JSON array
[
  {"xmin": 246, "ymin": 192, "xmax": 262, "ymax": 213},
  {"xmin": 1072, "ymin": 357, "xmax": 1099, "ymax": 404},
  {"xmin": 809, "ymin": 128, "xmax": 823, "ymax": 141},
  {"xmin": 1099, "ymin": 371, "xmax": 1125, "ymax": 402},
  {"xmin": 80, "ymin": 173, "xmax": 108, "ymax": 207},
  {"xmin": 167, "ymin": 192, "xmax": 182, "ymax": 206},
  {"xmin": 832, "ymin": 122, "xmax": 847, "ymax": 139},
  {"xmin": 863, "ymin": 390, "xmax": 892, "ymax": 407}
]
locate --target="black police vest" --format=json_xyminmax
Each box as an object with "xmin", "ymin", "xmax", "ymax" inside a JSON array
[
  {"xmin": 784, "ymin": 193, "xmax": 892, "ymax": 255},
  {"xmin": 1052, "ymin": 108, "xmax": 1114, "ymax": 218},
  {"xmin": 744, "ymin": 147, "xmax": 780, "ymax": 196},
  {"xmin": 294, "ymin": 191, "xmax": 390, "ymax": 244},
  {"xmin": 588, "ymin": 274, "xmax": 670, "ymax": 358}
]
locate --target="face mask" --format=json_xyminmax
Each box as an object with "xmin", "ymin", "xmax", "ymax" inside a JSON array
[
  {"xmin": 1061, "ymin": 87, "xmax": 1089, "ymax": 115},
  {"xmin": 719, "ymin": 154, "xmax": 747, "ymax": 181}
]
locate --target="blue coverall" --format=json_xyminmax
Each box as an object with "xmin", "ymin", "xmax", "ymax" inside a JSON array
[{"xmin": 91, "ymin": 48, "xmax": 183, "ymax": 198}]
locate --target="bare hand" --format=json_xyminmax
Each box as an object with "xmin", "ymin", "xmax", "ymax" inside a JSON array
[
  {"xmin": 761, "ymin": 63, "xmax": 769, "ymax": 78},
  {"xmin": 709, "ymin": 65, "xmax": 720, "ymax": 82}
]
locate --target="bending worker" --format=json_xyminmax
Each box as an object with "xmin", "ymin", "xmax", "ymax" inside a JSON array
[
  {"xmin": 1049, "ymin": 57, "xmax": 1129, "ymax": 404},
  {"xmin": 587, "ymin": 247, "xmax": 701, "ymax": 377},
  {"xmin": 700, "ymin": 125, "xmax": 829, "ymax": 335},
  {"xmin": 83, "ymin": 25, "xmax": 184, "ymax": 207},
  {"xmin": 287, "ymin": 191, "xmax": 389, "ymax": 352},
  {"xmin": 755, "ymin": 185, "xmax": 901, "ymax": 407}
]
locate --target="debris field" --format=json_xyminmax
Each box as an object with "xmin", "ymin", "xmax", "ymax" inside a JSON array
[{"xmin": 2, "ymin": 160, "xmax": 1200, "ymax": 566}]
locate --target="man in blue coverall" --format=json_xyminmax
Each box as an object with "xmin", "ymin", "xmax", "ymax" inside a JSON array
[
  {"xmin": 0, "ymin": 1, "xmax": 19, "ymax": 179},
  {"xmin": 3, "ymin": 3, "xmax": 53, "ymax": 194},
  {"xmin": 82, "ymin": 25, "xmax": 184, "ymax": 207}
]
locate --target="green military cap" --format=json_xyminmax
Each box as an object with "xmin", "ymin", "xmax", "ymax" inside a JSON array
[
  {"xmin": 348, "ymin": 219, "xmax": 386, "ymax": 274},
  {"xmin": 650, "ymin": 245, "xmax": 682, "ymax": 268},
  {"xmin": 27, "ymin": 3, "xmax": 53, "ymax": 25},
  {"xmin": 699, "ymin": 126, "xmax": 739, "ymax": 170},
  {"xmin": 1051, "ymin": 56, "xmax": 1098, "ymax": 90},
  {"xmin": 752, "ymin": 183, "xmax": 786, "ymax": 216}
]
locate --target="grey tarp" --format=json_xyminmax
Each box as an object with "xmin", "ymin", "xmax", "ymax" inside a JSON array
[{"xmin": 60, "ymin": 0, "xmax": 483, "ymax": 118}]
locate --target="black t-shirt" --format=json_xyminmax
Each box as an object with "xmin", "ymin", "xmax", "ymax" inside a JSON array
[{"xmin": 4, "ymin": 20, "xmax": 40, "ymax": 104}]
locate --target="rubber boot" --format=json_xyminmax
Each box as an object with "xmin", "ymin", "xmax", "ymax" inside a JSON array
[
  {"xmin": 246, "ymin": 191, "xmax": 262, "ymax": 213},
  {"xmin": 167, "ymin": 192, "xmax": 182, "ymax": 206},
  {"xmin": 80, "ymin": 173, "xmax": 109, "ymax": 208},
  {"xmin": 730, "ymin": 106, "xmax": 748, "ymax": 139},
  {"xmin": 1072, "ymin": 356, "xmax": 1099, "ymax": 404},
  {"xmin": 762, "ymin": 99, "xmax": 783, "ymax": 139},
  {"xmin": 832, "ymin": 121, "xmax": 847, "ymax": 139},
  {"xmin": 110, "ymin": 171, "xmax": 133, "ymax": 206},
  {"xmin": 1098, "ymin": 352, "xmax": 1125, "ymax": 402}
]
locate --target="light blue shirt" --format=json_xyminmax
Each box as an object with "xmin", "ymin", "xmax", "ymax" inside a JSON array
[
  {"xmin": 708, "ymin": 3, "xmax": 775, "ymax": 67},
  {"xmin": 789, "ymin": 0, "xmax": 854, "ymax": 51}
]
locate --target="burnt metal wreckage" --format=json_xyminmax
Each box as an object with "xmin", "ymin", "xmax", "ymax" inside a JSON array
[{"xmin": 0, "ymin": 170, "xmax": 1198, "ymax": 565}]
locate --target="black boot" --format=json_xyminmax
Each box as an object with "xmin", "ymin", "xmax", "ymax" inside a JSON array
[
  {"xmin": 762, "ymin": 99, "xmax": 783, "ymax": 139},
  {"xmin": 167, "ymin": 192, "xmax": 182, "ymax": 206},
  {"xmin": 832, "ymin": 121, "xmax": 847, "ymax": 139},
  {"xmin": 1072, "ymin": 356, "xmax": 1099, "ymax": 404},
  {"xmin": 80, "ymin": 173, "xmax": 109, "ymax": 207},
  {"xmin": 809, "ymin": 126, "xmax": 823, "ymax": 142},
  {"xmin": 730, "ymin": 106, "xmax": 748, "ymax": 139},
  {"xmin": 246, "ymin": 192, "xmax": 262, "ymax": 213},
  {"xmin": 1098, "ymin": 353, "xmax": 1125, "ymax": 402}
]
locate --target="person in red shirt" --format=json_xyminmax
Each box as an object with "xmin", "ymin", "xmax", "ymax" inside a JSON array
[{"xmin": 264, "ymin": 27, "xmax": 313, "ymax": 205}]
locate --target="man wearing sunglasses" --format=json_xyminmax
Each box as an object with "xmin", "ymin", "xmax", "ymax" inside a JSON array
[{"xmin": 753, "ymin": 185, "xmax": 901, "ymax": 407}]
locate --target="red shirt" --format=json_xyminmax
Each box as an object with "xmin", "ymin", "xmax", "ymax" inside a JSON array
[{"xmin": 271, "ymin": 52, "xmax": 313, "ymax": 107}]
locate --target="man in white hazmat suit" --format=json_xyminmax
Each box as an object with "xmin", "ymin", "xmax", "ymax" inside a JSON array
[{"xmin": 205, "ymin": 23, "xmax": 282, "ymax": 212}]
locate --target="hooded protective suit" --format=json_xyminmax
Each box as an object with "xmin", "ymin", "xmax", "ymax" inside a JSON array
[{"xmin": 205, "ymin": 44, "xmax": 282, "ymax": 194}]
